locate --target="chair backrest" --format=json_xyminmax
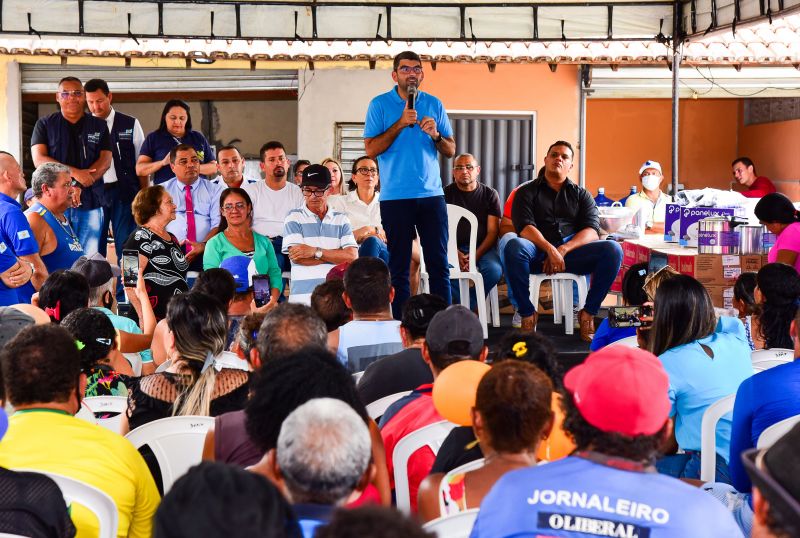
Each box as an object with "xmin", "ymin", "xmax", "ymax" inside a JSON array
[
  {"xmin": 154, "ymin": 360, "xmax": 172, "ymax": 373},
  {"xmin": 365, "ymin": 391, "xmax": 411, "ymax": 421},
  {"xmin": 609, "ymin": 335, "xmax": 639, "ymax": 348},
  {"xmin": 752, "ymin": 358, "xmax": 793, "ymax": 373},
  {"xmin": 82, "ymin": 396, "xmax": 128, "ymax": 434},
  {"xmin": 352, "ymin": 371, "xmax": 364, "ymax": 384},
  {"xmin": 446, "ymin": 204, "xmax": 478, "ymax": 272},
  {"xmin": 39, "ymin": 471, "xmax": 119, "ymax": 538},
  {"xmin": 437, "ymin": 458, "xmax": 486, "ymax": 516},
  {"xmin": 423, "ymin": 508, "xmax": 480, "ymax": 538},
  {"xmin": 757, "ymin": 414, "xmax": 800, "ymax": 449},
  {"xmin": 122, "ymin": 352, "xmax": 143, "ymax": 377},
  {"xmin": 699, "ymin": 394, "xmax": 736, "ymax": 482},
  {"xmin": 393, "ymin": 420, "xmax": 457, "ymax": 513},
  {"xmin": 125, "ymin": 415, "xmax": 214, "ymax": 493},
  {"xmin": 751, "ymin": 348, "xmax": 794, "ymax": 363}
]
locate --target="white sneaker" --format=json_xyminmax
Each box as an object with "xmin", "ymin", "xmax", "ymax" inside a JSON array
[{"xmin": 512, "ymin": 311, "xmax": 522, "ymax": 328}]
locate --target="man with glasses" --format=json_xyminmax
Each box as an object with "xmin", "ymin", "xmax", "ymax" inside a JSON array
[
  {"xmin": 245, "ymin": 141, "xmax": 304, "ymax": 273},
  {"xmin": 162, "ymin": 144, "xmax": 224, "ymax": 269},
  {"xmin": 31, "ymin": 77, "xmax": 112, "ymax": 256},
  {"xmin": 212, "ymin": 144, "xmax": 257, "ymax": 189},
  {"xmin": 444, "ymin": 153, "xmax": 502, "ymax": 307},
  {"xmin": 365, "ymin": 50, "xmax": 456, "ymax": 318},
  {"xmin": 282, "ymin": 164, "xmax": 357, "ymax": 305}
]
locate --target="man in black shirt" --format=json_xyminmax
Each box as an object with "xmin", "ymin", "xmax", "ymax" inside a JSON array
[
  {"xmin": 444, "ymin": 154, "xmax": 502, "ymax": 306},
  {"xmin": 506, "ymin": 140, "xmax": 622, "ymax": 341}
]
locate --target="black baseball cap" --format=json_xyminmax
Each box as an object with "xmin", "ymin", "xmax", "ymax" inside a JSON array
[
  {"xmin": 425, "ymin": 305, "xmax": 484, "ymax": 357},
  {"xmin": 71, "ymin": 253, "xmax": 121, "ymax": 288},
  {"xmin": 300, "ymin": 164, "xmax": 332, "ymax": 189}
]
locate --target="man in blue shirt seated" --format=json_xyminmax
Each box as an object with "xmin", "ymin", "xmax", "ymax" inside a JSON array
[
  {"xmin": 162, "ymin": 144, "xmax": 224, "ymax": 270},
  {"xmin": 471, "ymin": 346, "xmax": 743, "ymax": 538}
]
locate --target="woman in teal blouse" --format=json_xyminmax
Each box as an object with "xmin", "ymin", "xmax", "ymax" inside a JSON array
[{"xmin": 204, "ymin": 188, "xmax": 282, "ymax": 306}]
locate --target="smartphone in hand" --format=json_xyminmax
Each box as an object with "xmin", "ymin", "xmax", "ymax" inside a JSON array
[
  {"xmin": 252, "ymin": 275, "xmax": 270, "ymax": 307},
  {"xmin": 122, "ymin": 250, "xmax": 140, "ymax": 287},
  {"xmin": 608, "ymin": 305, "xmax": 653, "ymax": 328}
]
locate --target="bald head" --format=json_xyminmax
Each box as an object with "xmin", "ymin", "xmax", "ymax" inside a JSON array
[{"xmin": 0, "ymin": 152, "xmax": 26, "ymax": 197}]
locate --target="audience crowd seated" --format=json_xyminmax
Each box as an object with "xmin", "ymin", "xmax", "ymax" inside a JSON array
[{"xmin": 6, "ymin": 60, "xmax": 800, "ymax": 537}]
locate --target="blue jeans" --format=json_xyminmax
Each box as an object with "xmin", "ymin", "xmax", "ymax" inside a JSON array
[
  {"xmin": 656, "ymin": 451, "xmax": 733, "ymax": 484},
  {"xmin": 451, "ymin": 247, "xmax": 503, "ymax": 308},
  {"xmin": 270, "ymin": 236, "xmax": 289, "ymax": 302},
  {"xmin": 359, "ymin": 236, "xmax": 390, "ymax": 265},
  {"xmin": 504, "ymin": 237, "xmax": 623, "ymax": 317},
  {"xmin": 381, "ymin": 196, "xmax": 451, "ymax": 319},
  {"xmin": 67, "ymin": 206, "xmax": 104, "ymax": 256},
  {"xmin": 99, "ymin": 193, "xmax": 137, "ymax": 259},
  {"xmin": 498, "ymin": 232, "xmax": 519, "ymax": 309}
]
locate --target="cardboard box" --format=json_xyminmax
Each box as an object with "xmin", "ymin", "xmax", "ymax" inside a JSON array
[
  {"xmin": 664, "ymin": 203, "xmax": 682, "ymax": 242},
  {"xmin": 611, "ymin": 264, "xmax": 628, "ymax": 293},
  {"xmin": 678, "ymin": 207, "xmax": 737, "ymax": 247},
  {"xmin": 706, "ymin": 284, "xmax": 735, "ymax": 309},
  {"xmin": 650, "ymin": 248, "xmax": 744, "ymax": 286},
  {"xmin": 741, "ymin": 255, "xmax": 762, "ymax": 273}
]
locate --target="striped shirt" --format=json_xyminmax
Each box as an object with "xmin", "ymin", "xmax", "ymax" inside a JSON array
[
  {"xmin": 336, "ymin": 320, "xmax": 403, "ymax": 373},
  {"xmin": 282, "ymin": 204, "xmax": 357, "ymax": 304}
]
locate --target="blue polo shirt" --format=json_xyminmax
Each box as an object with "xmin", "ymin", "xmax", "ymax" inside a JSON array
[
  {"xmin": 363, "ymin": 87, "xmax": 452, "ymax": 201},
  {"xmin": 139, "ymin": 130, "xmax": 216, "ymax": 184},
  {"xmin": 0, "ymin": 193, "xmax": 39, "ymax": 305}
]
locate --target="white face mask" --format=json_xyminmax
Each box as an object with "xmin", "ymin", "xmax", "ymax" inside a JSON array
[{"xmin": 641, "ymin": 174, "xmax": 661, "ymax": 191}]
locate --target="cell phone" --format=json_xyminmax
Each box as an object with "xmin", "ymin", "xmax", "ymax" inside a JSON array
[
  {"xmin": 122, "ymin": 250, "xmax": 140, "ymax": 287},
  {"xmin": 252, "ymin": 275, "xmax": 271, "ymax": 308},
  {"xmin": 608, "ymin": 305, "xmax": 653, "ymax": 329}
]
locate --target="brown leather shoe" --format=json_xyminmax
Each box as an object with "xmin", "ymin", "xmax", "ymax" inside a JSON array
[
  {"xmin": 521, "ymin": 312, "xmax": 538, "ymax": 333},
  {"xmin": 578, "ymin": 310, "xmax": 595, "ymax": 342}
]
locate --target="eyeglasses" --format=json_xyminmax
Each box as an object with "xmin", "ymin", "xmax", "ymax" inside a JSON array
[
  {"xmin": 397, "ymin": 66, "xmax": 423, "ymax": 74},
  {"xmin": 222, "ymin": 202, "xmax": 247, "ymax": 211},
  {"xmin": 302, "ymin": 188, "xmax": 327, "ymax": 198},
  {"xmin": 454, "ymin": 165, "xmax": 475, "ymax": 171},
  {"xmin": 58, "ymin": 90, "xmax": 84, "ymax": 99},
  {"xmin": 356, "ymin": 167, "xmax": 378, "ymax": 175}
]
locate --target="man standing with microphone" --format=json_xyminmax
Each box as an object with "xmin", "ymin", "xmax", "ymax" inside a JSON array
[{"xmin": 365, "ymin": 51, "xmax": 456, "ymax": 318}]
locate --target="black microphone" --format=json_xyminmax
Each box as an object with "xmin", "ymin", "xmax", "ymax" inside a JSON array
[
  {"xmin": 407, "ymin": 83, "xmax": 417, "ymax": 110},
  {"xmin": 406, "ymin": 84, "xmax": 417, "ymax": 128}
]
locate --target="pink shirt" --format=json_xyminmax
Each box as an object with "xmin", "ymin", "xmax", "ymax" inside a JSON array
[{"xmin": 768, "ymin": 221, "xmax": 800, "ymax": 272}]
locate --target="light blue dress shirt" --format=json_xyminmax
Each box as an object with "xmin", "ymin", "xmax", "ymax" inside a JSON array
[{"xmin": 163, "ymin": 177, "xmax": 224, "ymax": 243}]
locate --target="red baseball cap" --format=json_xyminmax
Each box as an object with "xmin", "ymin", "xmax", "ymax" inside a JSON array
[{"xmin": 564, "ymin": 346, "xmax": 671, "ymax": 437}]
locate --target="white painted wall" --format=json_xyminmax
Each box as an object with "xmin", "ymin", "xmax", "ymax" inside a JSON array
[
  {"xmin": 2, "ymin": 60, "xmax": 22, "ymax": 161},
  {"xmin": 296, "ymin": 67, "xmax": 391, "ymax": 164}
]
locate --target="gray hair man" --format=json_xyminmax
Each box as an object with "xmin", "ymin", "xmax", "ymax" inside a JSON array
[
  {"xmin": 203, "ymin": 302, "xmax": 329, "ymax": 465},
  {"xmin": 25, "ymin": 163, "xmax": 86, "ymax": 280},
  {"xmin": 273, "ymin": 398, "xmax": 372, "ymax": 528}
]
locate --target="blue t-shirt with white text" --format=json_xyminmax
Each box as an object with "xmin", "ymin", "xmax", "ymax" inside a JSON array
[{"xmin": 470, "ymin": 456, "xmax": 742, "ymax": 538}]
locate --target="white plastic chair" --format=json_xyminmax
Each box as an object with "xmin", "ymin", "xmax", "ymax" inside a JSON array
[
  {"xmin": 751, "ymin": 349, "xmax": 793, "ymax": 373},
  {"xmin": 608, "ymin": 335, "xmax": 639, "ymax": 348},
  {"xmin": 446, "ymin": 204, "xmax": 488, "ymax": 339},
  {"xmin": 123, "ymin": 352, "xmax": 143, "ymax": 377},
  {"xmin": 529, "ymin": 273, "xmax": 588, "ymax": 335},
  {"xmin": 757, "ymin": 414, "xmax": 800, "ymax": 449},
  {"xmin": 437, "ymin": 458, "xmax": 486, "ymax": 516},
  {"xmin": 125, "ymin": 415, "xmax": 214, "ymax": 493},
  {"xmin": 82, "ymin": 396, "xmax": 128, "ymax": 433},
  {"xmin": 486, "ymin": 286, "xmax": 500, "ymax": 328},
  {"xmin": 366, "ymin": 391, "xmax": 411, "ymax": 421},
  {"xmin": 155, "ymin": 360, "xmax": 172, "ymax": 373},
  {"xmin": 699, "ymin": 394, "xmax": 736, "ymax": 483},
  {"xmin": 39, "ymin": 471, "xmax": 119, "ymax": 538},
  {"xmin": 352, "ymin": 371, "xmax": 364, "ymax": 384},
  {"xmin": 393, "ymin": 420, "xmax": 457, "ymax": 513},
  {"xmin": 423, "ymin": 508, "xmax": 480, "ymax": 538},
  {"xmin": 74, "ymin": 404, "xmax": 97, "ymax": 425}
]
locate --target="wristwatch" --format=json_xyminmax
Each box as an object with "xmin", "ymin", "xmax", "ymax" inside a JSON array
[
  {"xmin": 434, "ymin": 133, "xmax": 444, "ymax": 143},
  {"xmin": 314, "ymin": 248, "xmax": 323, "ymax": 260}
]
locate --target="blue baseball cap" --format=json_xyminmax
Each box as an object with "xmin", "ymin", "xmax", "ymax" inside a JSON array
[
  {"xmin": 219, "ymin": 256, "xmax": 258, "ymax": 293},
  {"xmin": 23, "ymin": 188, "xmax": 35, "ymax": 203}
]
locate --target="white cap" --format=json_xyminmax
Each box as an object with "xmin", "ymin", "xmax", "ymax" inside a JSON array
[{"xmin": 639, "ymin": 160, "xmax": 662, "ymax": 176}]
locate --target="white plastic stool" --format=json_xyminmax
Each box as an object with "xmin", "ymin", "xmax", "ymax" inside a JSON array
[{"xmin": 529, "ymin": 274, "xmax": 588, "ymax": 335}]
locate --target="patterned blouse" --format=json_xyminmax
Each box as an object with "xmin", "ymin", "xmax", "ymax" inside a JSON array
[{"xmin": 123, "ymin": 226, "xmax": 189, "ymax": 319}]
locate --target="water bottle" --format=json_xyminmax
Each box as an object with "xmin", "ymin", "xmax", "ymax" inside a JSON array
[
  {"xmin": 594, "ymin": 187, "xmax": 615, "ymax": 207},
  {"xmin": 619, "ymin": 185, "xmax": 637, "ymax": 206}
]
